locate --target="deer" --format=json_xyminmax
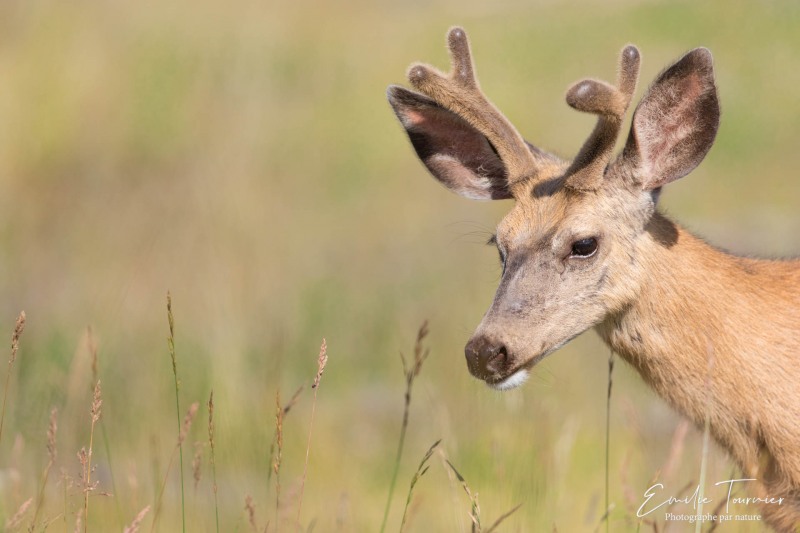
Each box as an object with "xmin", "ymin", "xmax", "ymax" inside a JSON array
[{"xmin": 387, "ymin": 27, "xmax": 800, "ymax": 531}]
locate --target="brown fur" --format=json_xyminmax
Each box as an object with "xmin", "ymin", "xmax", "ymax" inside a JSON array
[{"xmin": 388, "ymin": 28, "xmax": 800, "ymax": 531}]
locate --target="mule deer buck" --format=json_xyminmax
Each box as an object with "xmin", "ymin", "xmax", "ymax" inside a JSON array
[{"xmin": 387, "ymin": 28, "xmax": 800, "ymax": 530}]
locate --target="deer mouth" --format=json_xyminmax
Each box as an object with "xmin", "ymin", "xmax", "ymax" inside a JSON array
[
  {"xmin": 483, "ymin": 355, "xmax": 541, "ymax": 390},
  {"xmin": 482, "ymin": 343, "xmax": 564, "ymax": 391},
  {"xmin": 486, "ymin": 367, "xmax": 530, "ymax": 390}
]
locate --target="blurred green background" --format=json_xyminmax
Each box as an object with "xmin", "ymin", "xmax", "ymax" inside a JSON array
[{"xmin": 0, "ymin": 0, "xmax": 798, "ymax": 530}]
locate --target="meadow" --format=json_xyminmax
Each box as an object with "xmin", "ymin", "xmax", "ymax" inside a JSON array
[{"xmin": 0, "ymin": 0, "xmax": 798, "ymax": 530}]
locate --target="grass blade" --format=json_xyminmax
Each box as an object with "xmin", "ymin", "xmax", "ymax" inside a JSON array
[
  {"xmin": 0, "ymin": 311, "xmax": 26, "ymax": 446},
  {"xmin": 399, "ymin": 439, "xmax": 441, "ymax": 532},
  {"xmin": 166, "ymin": 292, "xmax": 187, "ymax": 533},
  {"xmin": 379, "ymin": 321, "xmax": 430, "ymax": 533}
]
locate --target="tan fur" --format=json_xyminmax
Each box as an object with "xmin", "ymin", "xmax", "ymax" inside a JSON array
[
  {"xmin": 597, "ymin": 215, "xmax": 800, "ymax": 530},
  {"xmin": 388, "ymin": 28, "xmax": 800, "ymax": 531}
]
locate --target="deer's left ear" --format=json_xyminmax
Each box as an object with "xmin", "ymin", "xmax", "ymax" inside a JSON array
[{"xmin": 618, "ymin": 48, "xmax": 720, "ymax": 191}]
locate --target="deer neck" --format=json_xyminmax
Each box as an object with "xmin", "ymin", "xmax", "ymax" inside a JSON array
[{"xmin": 595, "ymin": 211, "xmax": 800, "ymax": 467}]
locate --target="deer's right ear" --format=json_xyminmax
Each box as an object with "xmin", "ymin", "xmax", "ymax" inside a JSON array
[
  {"xmin": 387, "ymin": 85, "xmax": 512, "ymax": 200},
  {"xmin": 618, "ymin": 48, "xmax": 720, "ymax": 191}
]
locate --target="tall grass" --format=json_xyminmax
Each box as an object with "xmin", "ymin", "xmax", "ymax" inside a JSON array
[
  {"xmin": 208, "ymin": 391, "xmax": 219, "ymax": 533},
  {"xmin": 0, "ymin": 312, "xmax": 25, "ymax": 446},
  {"xmin": 30, "ymin": 407, "xmax": 57, "ymax": 529},
  {"xmin": 88, "ymin": 327, "xmax": 123, "ymax": 529},
  {"xmin": 123, "ymin": 506, "xmax": 151, "ymax": 533},
  {"xmin": 0, "ymin": 296, "xmax": 767, "ymax": 530},
  {"xmin": 445, "ymin": 458, "xmax": 521, "ymax": 533},
  {"xmin": 399, "ymin": 439, "xmax": 440, "ymax": 532},
  {"xmin": 379, "ymin": 321, "xmax": 430, "ymax": 533},
  {"xmin": 297, "ymin": 338, "xmax": 328, "ymax": 525},
  {"xmin": 165, "ymin": 292, "xmax": 187, "ymax": 533},
  {"xmin": 604, "ymin": 350, "xmax": 615, "ymax": 532},
  {"xmin": 696, "ymin": 343, "xmax": 716, "ymax": 532},
  {"xmin": 273, "ymin": 389, "xmax": 284, "ymax": 530}
]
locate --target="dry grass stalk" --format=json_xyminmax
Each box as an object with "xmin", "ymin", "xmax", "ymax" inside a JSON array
[
  {"xmin": 123, "ymin": 505, "xmax": 151, "ymax": 533},
  {"xmin": 86, "ymin": 327, "xmax": 122, "ymax": 529},
  {"xmin": 5, "ymin": 497, "xmax": 33, "ymax": 530},
  {"xmin": 312, "ymin": 339, "xmax": 328, "ymax": 390},
  {"xmin": 166, "ymin": 292, "xmax": 188, "ymax": 533},
  {"xmin": 484, "ymin": 503, "xmax": 523, "ymax": 533},
  {"xmin": 399, "ymin": 439, "xmax": 441, "ymax": 532},
  {"xmin": 73, "ymin": 509, "xmax": 82, "ymax": 533},
  {"xmin": 48, "ymin": 408, "xmax": 58, "ymax": 462},
  {"xmin": 444, "ymin": 457, "xmax": 522, "ymax": 533},
  {"xmin": 178, "ymin": 402, "xmax": 199, "ymax": 447},
  {"xmin": 267, "ymin": 385, "xmax": 303, "ymax": 487},
  {"xmin": 619, "ymin": 452, "xmax": 642, "ymax": 527},
  {"xmin": 245, "ymin": 495, "xmax": 258, "ymax": 532},
  {"xmin": 273, "ymin": 389, "xmax": 283, "ymax": 531},
  {"xmin": 91, "ymin": 381, "xmax": 102, "ymax": 424},
  {"xmin": 62, "ymin": 468, "xmax": 69, "ymax": 532},
  {"xmin": 379, "ymin": 321, "xmax": 430, "ymax": 533},
  {"xmin": 208, "ymin": 391, "xmax": 220, "ymax": 533},
  {"xmin": 30, "ymin": 408, "xmax": 59, "ymax": 530},
  {"xmin": 0, "ymin": 311, "xmax": 26, "ymax": 446},
  {"xmin": 445, "ymin": 459, "xmax": 481, "ymax": 532},
  {"xmin": 297, "ymin": 338, "xmax": 328, "ymax": 526},
  {"xmin": 83, "ymin": 380, "xmax": 102, "ymax": 532},
  {"xmin": 9, "ymin": 312, "xmax": 25, "ymax": 364},
  {"xmin": 604, "ymin": 350, "xmax": 615, "ymax": 533},
  {"xmin": 151, "ymin": 401, "xmax": 200, "ymax": 533},
  {"xmin": 88, "ymin": 326, "xmax": 98, "ymax": 385},
  {"xmin": 695, "ymin": 343, "xmax": 715, "ymax": 532},
  {"xmin": 661, "ymin": 419, "xmax": 690, "ymax": 481},
  {"xmin": 192, "ymin": 442, "xmax": 203, "ymax": 490}
]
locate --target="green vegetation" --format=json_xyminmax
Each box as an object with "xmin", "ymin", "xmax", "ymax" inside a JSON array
[{"xmin": 0, "ymin": 0, "xmax": 797, "ymax": 530}]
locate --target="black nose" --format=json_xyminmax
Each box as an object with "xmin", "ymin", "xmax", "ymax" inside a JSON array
[{"xmin": 465, "ymin": 336, "xmax": 509, "ymax": 380}]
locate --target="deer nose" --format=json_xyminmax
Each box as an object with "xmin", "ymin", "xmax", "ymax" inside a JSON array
[{"xmin": 465, "ymin": 335, "xmax": 509, "ymax": 380}]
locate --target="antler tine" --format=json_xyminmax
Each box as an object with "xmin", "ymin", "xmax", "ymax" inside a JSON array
[
  {"xmin": 445, "ymin": 27, "xmax": 476, "ymax": 88},
  {"xmin": 564, "ymin": 45, "xmax": 641, "ymax": 191},
  {"xmin": 407, "ymin": 27, "xmax": 540, "ymax": 189}
]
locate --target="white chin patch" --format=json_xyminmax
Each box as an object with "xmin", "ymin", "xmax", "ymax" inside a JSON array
[{"xmin": 488, "ymin": 368, "xmax": 529, "ymax": 391}]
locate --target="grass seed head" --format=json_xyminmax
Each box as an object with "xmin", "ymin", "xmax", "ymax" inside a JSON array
[
  {"xmin": 5, "ymin": 497, "xmax": 33, "ymax": 529},
  {"xmin": 47, "ymin": 407, "xmax": 58, "ymax": 463},
  {"xmin": 313, "ymin": 338, "xmax": 328, "ymax": 389},
  {"xmin": 178, "ymin": 402, "xmax": 199, "ymax": 446},
  {"xmin": 192, "ymin": 442, "xmax": 203, "ymax": 489},
  {"xmin": 207, "ymin": 390, "xmax": 215, "ymax": 452},
  {"xmin": 122, "ymin": 505, "xmax": 151, "ymax": 533},
  {"xmin": 245, "ymin": 494, "xmax": 257, "ymax": 531},
  {"xmin": 9, "ymin": 311, "xmax": 25, "ymax": 365},
  {"xmin": 90, "ymin": 381, "xmax": 102, "ymax": 424}
]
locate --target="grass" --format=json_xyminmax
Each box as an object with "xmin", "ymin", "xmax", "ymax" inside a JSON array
[
  {"xmin": 0, "ymin": 285, "xmax": 774, "ymax": 531},
  {"xmin": 0, "ymin": 312, "xmax": 25, "ymax": 447},
  {"xmin": 82, "ymin": 380, "xmax": 102, "ymax": 530},
  {"xmin": 445, "ymin": 457, "xmax": 521, "ymax": 533},
  {"xmin": 0, "ymin": 1, "xmax": 797, "ymax": 530},
  {"xmin": 208, "ymin": 391, "xmax": 220, "ymax": 533},
  {"xmin": 696, "ymin": 343, "xmax": 716, "ymax": 532},
  {"xmin": 380, "ymin": 321, "xmax": 430, "ymax": 533},
  {"xmin": 273, "ymin": 389, "xmax": 284, "ymax": 530},
  {"xmin": 604, "ymin": 350, "xmax": 615, "ymax": 533},
  {"xmin": 296, "ymin": 338, "xmax": 328, "ymax": 525},
  {"xmin": 166, "ymin": 292, "xmax": 187, "ymax": 533},
  {"xmin": 400, "ymin": 438, "xmax": 440, "ymax": 532}
]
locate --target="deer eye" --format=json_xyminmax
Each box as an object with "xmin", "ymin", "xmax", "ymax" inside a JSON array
[
  {"xmin": 570, "ymin": 237, "xmax": 598, "ymax": 258},
  {"xmin": 488, "ymin": 234, "xmax": 507, "ymax": 272}
]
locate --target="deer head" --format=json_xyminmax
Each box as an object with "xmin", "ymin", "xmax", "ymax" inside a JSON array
[{"xmin": 388, "ymin": 28, "xmax": 719, "ymax": 390}]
